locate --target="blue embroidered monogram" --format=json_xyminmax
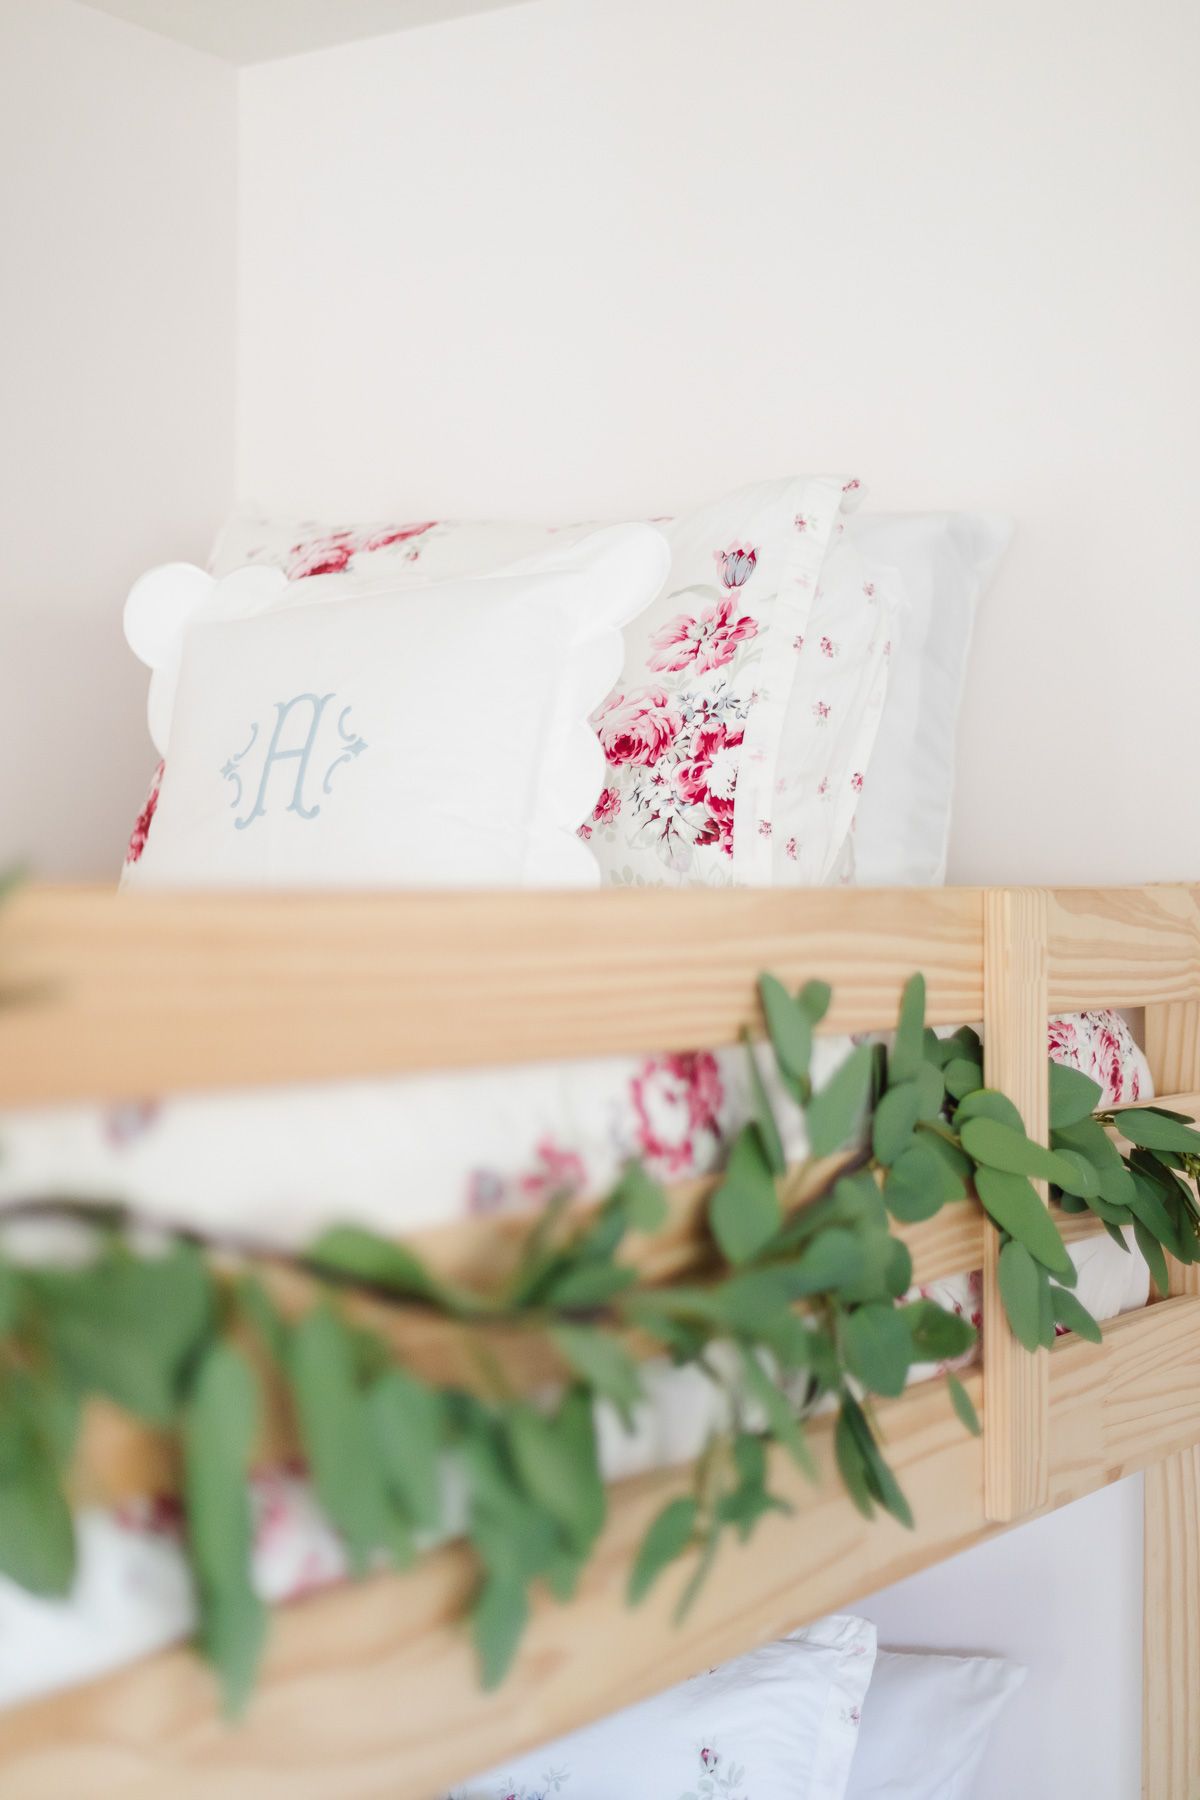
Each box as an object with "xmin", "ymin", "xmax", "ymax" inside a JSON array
[{"xmin": 222, "ymin": 694, "xmax": 368, "ymax": 829}]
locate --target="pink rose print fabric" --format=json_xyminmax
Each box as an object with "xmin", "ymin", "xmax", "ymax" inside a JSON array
[
  {"xmin": 124, "ymin": 760, "xmax": 163, "ymax": 868},
  {"xmin": 205, "ymin": 476, "xmax": 886, "ymax": 888}
]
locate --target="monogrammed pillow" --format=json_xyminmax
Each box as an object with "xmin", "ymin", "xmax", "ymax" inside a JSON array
[
  {"xmin": 210, "ymin": 478, "xmax": 899, "ymax": 887},
  {"xmin": 121, "ymin": 525, "xmax": 669, "ymax": 890}
]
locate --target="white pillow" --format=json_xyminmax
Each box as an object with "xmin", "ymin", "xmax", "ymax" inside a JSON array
[
  {"xmin": 122, "ymin": 525, "xmax": 669, "ymax": 890},
  {"xmin": 846, "ymin": 1648, "xmax": 1025, "ymax": 1798},
  {"xmin": 846, "ymin": 514, "xmax": 1012, "ymax": 887},
  {"xmin": 452, "ymin": 1615, "xmax": 878, "ymax": 1800},
  {"xmin": 210, "ymin": 479, "xmax": 901, "ymax": 888}
]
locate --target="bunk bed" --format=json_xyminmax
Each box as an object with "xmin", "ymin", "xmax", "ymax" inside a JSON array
[{"xmin": 0, "ymin": 878, "xmax": 1197, "ymax": 1798}]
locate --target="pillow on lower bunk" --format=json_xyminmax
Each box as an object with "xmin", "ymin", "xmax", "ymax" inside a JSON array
[
  {"xmin": 208, "ymin": 478, "xmax": 900, "ymax": 886},
  {"xmin": 122, "ymin": 525, "xmax": 669, "ymax": 889},
  {"xmin": 452, "ymin": 1616, "xmax": 877, "ymax": 1800},
  {"xmin": 844, "ymin": 1648, "xmax": 1025, "ymax": 1798}
]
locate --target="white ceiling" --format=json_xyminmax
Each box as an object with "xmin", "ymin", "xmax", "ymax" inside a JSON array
[{"xmin": 75, "ymin": 0, "xmax": 529, "ymax": 63}]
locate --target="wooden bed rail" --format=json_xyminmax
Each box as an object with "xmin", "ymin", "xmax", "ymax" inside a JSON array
[
  {"xmin": 3, "ymin": 1296, "xmax": 1199, "ymax": 1799},
  {"xmin": 2, "ymin": 882, "xmax": 1200, "ymax": 1796},
  {"xmin": 1, "ymin": 881, "xmax": 1198, "ymax": 1104}
]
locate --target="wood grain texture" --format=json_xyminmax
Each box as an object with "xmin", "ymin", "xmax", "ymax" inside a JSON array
[
  {"xmin": 65, "ymin": 1171, "xmax": 1128, "ymax": 1509},
  {"xmin": 4, "ymin": 1297, "xmax": 1199, "ymax": 1800},
  {"xmin": 0, "ymin": 884, "xmax": 986, "ymax": 1103},
  {"xmin": 982, "ymin": 888, "xmax": 1050, "ymax": 1522},
  {"xmin": 1047, "ymin": 885, "xmax": 1200, "ymax": 1015},
  {"xmin": 1143, "ymin": 1446, "xmax": 1200, "ymax": 1800},
  {"xmin": 1141, "ymin": 1004, "xmax": 1200, "ymax": 1798}
]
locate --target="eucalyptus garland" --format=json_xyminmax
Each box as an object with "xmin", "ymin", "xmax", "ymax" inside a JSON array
[{"xmin": 0, "ymin": 969, "xmax": 1197, "ymax": 1717}]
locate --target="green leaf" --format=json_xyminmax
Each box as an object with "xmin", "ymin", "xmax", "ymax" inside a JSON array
[
  {"xmin": 709, "ymin": 1124, "xmax": 781, "ymax": 1265},
  {"xmin": 834, "ymin": 1405, "xmax": 875, "ymax": 1520},
  {"xmin": 914, "ymin": 1060, "xmax": 946, "ymax": 1121},
  {"xmin": 1115, "ymin": 1108, "xmax": 1200, "ymax": 1157},
  {"xmin": 785, "ymin": 1227, "xmax": 876, "ymax": 1298},
  {"xmin": 948, "ymin": 1025, "xmax": 984, "ymax": 1063},
  {"xmin": 306, "ymin": 1225, "xmax": 465, "ymax": 1310},
  {"xmin": 550, "ymin": 1322, "xmax": 643, "ymax": 1423},
  {"xmin": 1048, "ymin": 1148, "xmax": 1100, "ymax": 1199},
  {"xmin": 946, "ymin": 1372, "xmax": 981, "ymax": 1436},
  {"xmin": 742, "ymin": 1032, "xmax": 786, "ymax": 1176},
  {"xmin": 289, "ymin": 1305, "xmax": 394, "ymax": 1575},
  {"xmin": 37, "ymin": 1244, "xmax": 214, "ymax": 1426},
  {"xmin": 606, "ymin": 1163, "xmax": 669, "ymax": 1234},
  {"xmin": 183, "ymin": 1343, "xmax": 266, "ymax": 1717},
  {"xmin": 798, "ymin": 978, "xmax": 833, "ymax": 1026},
  {"xmin": 872, "ymin": 1081, "xmax": 922, "ymax": 1167},
  {"xmin": 943, "ymin": 1058, "xmax": 985, "ymax": 1102},
  {"xmin": 997, "ymin": 1240, "xmax": 1043, "ymax": 1352},
  {"xmin": 884, "ymin": 1140, "xmax": 964, "ymax": 1222},
  {"xmin": 902, "ymin": 1298, "xmax": 977, "ymax": 1362},
  {"xmin": 920, "ymin": 1128, "xmax": 974, "ymax": 1185},
  {"xmin": 1125, "ymin": 1172, "xmax": 1183, "ymax": 1258},
  {"xmin": 366, "ymin": 1368, "xmax": 445, "ymax": 1533},
  {"xmin": 544, "ymin": 1262, "xmax": 636, "ymax": 1310},
  {"xmin": 236, "ymin": 1275, "xmax": 290, "ymax": 1366},
  {"xmin": 628, "ymin": 1495, "xmax": 698, "ymax": 1604},
  {"xmin": 1038, "ymin": 1264, "xmax": 1057, "ymax": 1348},
  {"xmin": 472, "ymin": 1573, "xmax": 529, "ymax": 1688},
  {"xmin": 842, "ymin": 1302, "xmax": 913, "ymax": 1398},
  {"xmin": 960, "ymin": 1117, "xmax": 1084, "ymax": 1192},
  {"xmin": 841, "ymin": 1392, "xmax": 913, "ymax": 1528},
  {"xmin": 952, "ymin": 1088, "xmax": 1026, "ymax": 1133},
  {"xmin": 0, "ymin": 1260, "xmax": 22, "ymax": 1336},
  {"xmin": 828, "ymin": 1170, "xmax": 888, "ymax": 1233},
  {"xmin": 805, "ymin": 1044, "xmax": 874, "ymax": 1158},
  {"xmin": 1050, "ymin": 1285, "xmax": 1103, "ymax": 1344},
  {"xmin": 1134, "ymin": 1220, "xmax": 1171, "ymax": 1296},
  {"xmin": 974, "ymin": 1167, "xmax": 1075, "ymax": 1280},
  {"xmin": 889, "ymin": 974, "xmax": 926, "ymax": 1087},
  {"xmin": 0, "ymin": 1382, "xmax": 76, "ymax": 1599},
  {"xmin": 506, "ymin": 1394, "xmax": 604, "ymax": 1554},
  {"xmin": 1049, "ymin": 1061, "xmax": 1103, "ymax": 1129},
  {"xmin": 737, "ymin": 1348, "xmax": 816, "ymax": 1478},
  {"xmin": 758, "ymin": 975, "xmax": 812, "ymax": 1088}
]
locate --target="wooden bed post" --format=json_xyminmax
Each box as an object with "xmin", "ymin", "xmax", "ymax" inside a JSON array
[
  {"xmin": 1142, "ymin": 1001, "xmax": 1200, "ymax": 1800},
  {"xmin": 982, "ymin": 889, "xmax": 1050, "ymax": 1522}
]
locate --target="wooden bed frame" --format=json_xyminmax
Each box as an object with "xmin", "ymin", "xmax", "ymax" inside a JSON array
[{"xmin": 1, "ymin": 881, "xmax": 1198, "ymax": 1798}]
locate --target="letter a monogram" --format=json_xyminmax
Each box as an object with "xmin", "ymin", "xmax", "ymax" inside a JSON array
[{"xmin": 235, "ymin": 692, "xmax": 334, "ymax": 830}]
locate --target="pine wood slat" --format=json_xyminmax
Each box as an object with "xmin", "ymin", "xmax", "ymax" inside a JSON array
[
  {"xmin": 1142, "ymin": 1004, "xmax": 1200, "ymax": 1799},
  {"xmin": 3, "ymin": 1297, "xmax": 1199, "ymax": 1800},
  {"xmin": 1, "ymin": 884, "xmax": 989, "ymax": 1102},
  {"xmin": 66, "ymin": 1161, "xmax": 1135, "ymax": 1512},
  {"xmin": 982, "ymin": 889, "xmax": 1050, "ymax": 1522},
  {"xmin": 1047, "ymin": 885, "xmax": 1200, "ymax": 1015},
  {"xmin": 57, "ymin": 1080, "xmax": 1200, "ymax": 1510}
]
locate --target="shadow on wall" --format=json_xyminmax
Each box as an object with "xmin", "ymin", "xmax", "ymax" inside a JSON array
[{"xmin": 3, "ymin": 607, "xmax": 151, "ymax": 880}]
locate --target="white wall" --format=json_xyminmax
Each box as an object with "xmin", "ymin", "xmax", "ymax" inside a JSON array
[
  {"xmin": 237, "ymin": 0, "xmax": 1200, "ymax": 888},
  {"xmin": 0, "ymin": 0, "xmax": 236, "ymax": 877},
  {"xmin": 234, "ymin": 6, "xmax": 1196, "ymax": 1789},
  {"xmin": 857, "ymin": 1477, "xmax": 1144, "ymax": 1800}
]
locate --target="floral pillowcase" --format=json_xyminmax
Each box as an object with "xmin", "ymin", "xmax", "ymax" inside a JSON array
[{"xmin": 202, "ymin": 479, "xmax": 899, "ymax": 889}]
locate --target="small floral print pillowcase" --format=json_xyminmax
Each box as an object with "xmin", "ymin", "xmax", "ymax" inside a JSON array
[
  {"xmin": 209, "ymin": 479, "xmax": 900, "ymax": 888},
  {"xmin": 448, "ymin": 1615, "xmax": 877, "ymax": 1800}
]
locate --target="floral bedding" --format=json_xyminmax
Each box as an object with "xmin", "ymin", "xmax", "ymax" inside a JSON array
[{"xmin": 0, "ymin": 1009, "xmax": 1151, "ymax": 1711}]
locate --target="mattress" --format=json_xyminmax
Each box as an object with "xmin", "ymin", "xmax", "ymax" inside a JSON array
[{"xmin": 0, "ymin": 1007, "xmax": 1152, "ymax": 1711}]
